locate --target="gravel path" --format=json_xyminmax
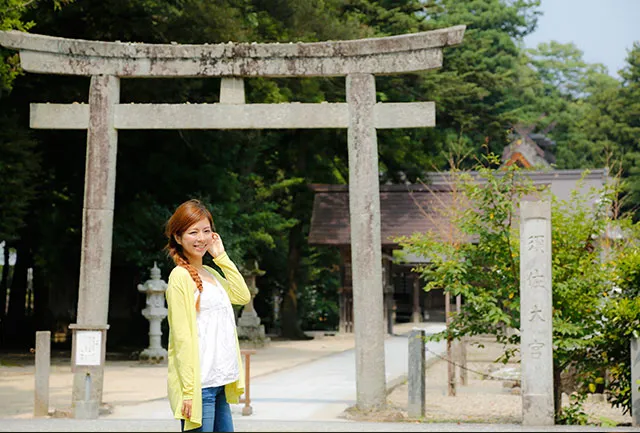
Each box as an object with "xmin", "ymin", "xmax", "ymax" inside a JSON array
[{"xmin": 345, "ymin": 336, "xmax": 633, "ymax": 427}]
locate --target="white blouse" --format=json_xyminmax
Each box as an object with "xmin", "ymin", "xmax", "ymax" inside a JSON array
[{"xmin": 194, "ymin": 272, "xmax": 240, "ymax": 388}]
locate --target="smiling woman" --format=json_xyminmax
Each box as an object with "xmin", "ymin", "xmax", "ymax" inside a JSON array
[{"xmin": 163, "ymin": 199, "xmax": 251, "ymax": 432}]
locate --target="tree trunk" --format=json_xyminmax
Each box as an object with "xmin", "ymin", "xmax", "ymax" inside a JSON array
[
  {"xmin": 0, "ymin": 245, "xmax": 9, "ymax": 317},
  {"xmin": 553, "ymin": 362, "xmax": 563, "ymax": 421},
  {"xmin": 280, "ymin": 221, "xmax": 311, "ymax": 340},
  {"xmin": 0, "ymin": 244, "xmax": 10, "ymax": 348},
  {"xmin": 33, "ymin": 265, "xmax": 53, "ymax": 336},
  {"xmin": 280, "ymin": 131, "xmax": 313, "ymax": 340},
  {"xmin": 5, "ymin": 240, "xmax": 33, "ymax": 350}
]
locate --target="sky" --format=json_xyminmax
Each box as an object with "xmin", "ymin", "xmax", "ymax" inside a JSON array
[{"xmin": 523, "ymin": 0, "xmax": 640, "ymax": 79}]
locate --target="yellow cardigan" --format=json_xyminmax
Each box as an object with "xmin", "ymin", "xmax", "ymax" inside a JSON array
[{"xmin": 165, "ymin": 252, "xmax": 251, "ymax": 431}]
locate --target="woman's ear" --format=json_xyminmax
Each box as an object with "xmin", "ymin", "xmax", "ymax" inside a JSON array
[{"xmin": 174, "ymin": 234, "xmax": 182, "ymax": 246}]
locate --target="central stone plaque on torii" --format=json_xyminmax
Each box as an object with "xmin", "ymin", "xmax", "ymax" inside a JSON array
[{"xmin": 0, "ymin": 25, "xmax": 465, "ymax": 415}]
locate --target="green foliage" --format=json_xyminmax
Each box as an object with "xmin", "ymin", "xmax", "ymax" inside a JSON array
[
  {"xmin": 396, "ymin": 153, "xmax": 538, "ymax": 353},
  {"xmin": 397, "ymin": 154, "xmax": 640, "ymax": 418},
  {"xmin": 413, "ymin": 0, "xmax": 542, "ymax": 161},
  {"xmin": 510, "ymin": 39, "xmax": 640, "ymax": 218},
  {"xmin": 298, "ymin": 247, "xmax": 341, "ymax": 331},
  {"xmin": 0, "ymin": 112, "xmax": 40, "ymax": 243},
  {"xmin": 618, "ymin": 43, "xmax": 640, "ymax": 216},
  {"xmin": 556, "ymin": 393, "xmax": 589, "ymax": 426},
  {"xmin": 1, "ymin": 0, "xmax": 74, "ymax": 93},
  {"xmin": 1, "ymin": 0, "xmax": 34, "ymax": 93},
  {"xmin": 587, "ymin": 243, "xmax": 640, "ymax": 415}
]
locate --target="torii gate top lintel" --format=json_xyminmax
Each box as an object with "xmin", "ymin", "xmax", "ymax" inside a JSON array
[{"xmin": 0, "ymin": 25, "xmax": 465, "ymax": 77}]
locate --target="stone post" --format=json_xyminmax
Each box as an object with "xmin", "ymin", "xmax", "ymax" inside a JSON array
[
  {"xmin": 408, "ymin": 328, "xmax": 426, "ymax": 418},
  {"xmin": 220, "ymin": 77, "xmax": 245, "ymax": 104},
  {"xmin": 237, "ymin": 260, "xmax": 269, "ymax": 347},
  {"xmin": 71, "ymin": 74, "xmax": 119, "ymax": 417},
  {"xmin": 520, "ymin": 200, "xmax": 554, "ymax": 426},
  {"xmin": 346, "ymin": 73, "xmax": 386, "ymax": 410},
  {"xmin": 69, "ymin": 324, "xmax": 109, "ymax": 419},
  {"xmin": 412, "ymin": 277, "xmax": 421, "ymax": 323},
  {"xmin": 34, "ymin": 330, "xmax": 50, "ymax": 417},
  {"xmin": 137, "ymin": 262, "xmax": 168, "ymax": 363},
  {"xmin": 632, "ymin": 337, "xmax": 639, "ymax": 427}
]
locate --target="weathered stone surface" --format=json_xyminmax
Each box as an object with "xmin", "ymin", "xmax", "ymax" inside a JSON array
[
  {"xmin": 0, "ymin": 26, "xmax": 464, "ymax": 58},
  {"xmin": 0, "ymin": 26, "xmax": 464, "ymax": 77},
  {"xmin": 236, "ymin": 267, "xmax": 269, "ymax": 348},
  {"xmin": 34, "ymin": 331, "xmax": 51, "ymax": 417},
  {"xmin": 408, "ymin": 329, "xmax": 426, "ymax": 418},
  {"xmin": 137, "ymin": 263, "xmax": 169, "ymax": 363},
  {"xmin": 16, "ymin": 49, "xmax": 443, "ymax": 77},
  {"xmin": 519, "ymin": 200, "xmax": 554, "ymax": 426},
  {"xmin": 30, "ymin": 103, "xmax": 88, "ymax": 129},
  {"xmin": 30, "ymin": 101, "xmax": 435, "ymax": 130},
  {"xmin": 83, "ymin": 76, "xmax": 119, "ymax": 211},
  {"xmin": 347, "ymin": 73, "xmax": 386, "ymax": 411},
  {"xmin": 68, "ymin": 324, "xmax": 109, "ymax": 420},
  {"xmin": 77, "ymin": 209, "xmax": 114, "ymax": 324},
  {"xmin": 219, "ymin": 77, "xmax": 245, "ymax": 104}
]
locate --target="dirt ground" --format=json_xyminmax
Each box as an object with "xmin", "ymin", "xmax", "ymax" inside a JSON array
[{"xmin": 342, "ymin": 336, "xmax": 633, "ymax": 427}]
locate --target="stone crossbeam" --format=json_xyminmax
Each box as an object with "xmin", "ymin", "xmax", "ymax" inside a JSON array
[
  {"xmin": 0, "ymin": 26, "xmax": 465, "ymax": 77},
  {"xmin": 30, "ymin": 102, "xmax": 435, "ymax": 129}
]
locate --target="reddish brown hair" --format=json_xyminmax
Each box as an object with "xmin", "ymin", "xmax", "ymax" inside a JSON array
[{"xmin": 164, "ymin": 199, "xmax": 216, "ymax": 311}]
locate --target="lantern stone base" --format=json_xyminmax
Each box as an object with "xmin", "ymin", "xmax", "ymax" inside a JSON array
[
  {"xmin": 138, "ymin": 347, "xmax": 168, "ymax": 364},
  {"xmin": 237, "ymin": 313, "xmax": 270, "ymax": 348}
]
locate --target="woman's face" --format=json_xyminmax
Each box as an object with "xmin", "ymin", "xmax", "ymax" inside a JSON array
[{"xmin": 175, "ymin": 217, "xmax": 212, "ymax": 263}]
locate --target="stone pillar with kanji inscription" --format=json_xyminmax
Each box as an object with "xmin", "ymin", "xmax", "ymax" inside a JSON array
[{"xmin": 520, "ymin": 200, "xmax": 554, "ymax": 426}]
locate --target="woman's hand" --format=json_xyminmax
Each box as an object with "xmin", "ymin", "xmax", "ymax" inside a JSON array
[
  {"xmin": 182, "ymin": 399, "xmax": 193, "ymax": 419},
  {"xmin": 208, "ymin": 232, "xmax": 226, "ymax": 259}
]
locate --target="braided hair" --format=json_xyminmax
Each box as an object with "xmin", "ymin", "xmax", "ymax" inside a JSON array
[{"xmin": 164, "ymin": 199, "xmax": 216, "ymax": 312}]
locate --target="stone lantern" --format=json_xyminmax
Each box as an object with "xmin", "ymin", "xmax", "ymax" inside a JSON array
[
  {"xmin": 137, "ymin": 262, "xmax": 168, "ymax": 363},
  {"xmin": 237, "ymin": 260, "xmax": 269, "ymax": 347}
]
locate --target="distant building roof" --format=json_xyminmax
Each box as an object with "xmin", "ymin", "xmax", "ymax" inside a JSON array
[
  {"xmin": 308, "ymin": 183, "xmax": 454, "ymax": 247},
  {"xmin": 308, "ymin": 169, "xmax": 608, "ymax": 247},
  {"xmin": 502, "ymin": 132, "xmax": 557, "ymax": 168}
]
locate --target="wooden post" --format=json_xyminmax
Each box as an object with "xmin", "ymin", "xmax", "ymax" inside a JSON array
[
  {"xmin": 456, "ymin": 294, "xmax": 467, "ymax": 385},
  {"xmin": 240, "ymin": 349, "xmax": 256, "ymax": 416},
  {"xmin": 445, "ymin": 291, "xmax": 455, "ymax": 396}
]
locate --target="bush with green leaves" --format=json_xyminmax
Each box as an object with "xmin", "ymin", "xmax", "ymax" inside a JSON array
[{"xmin": 396, "ymin": 153, "xmax": 640, "ymax": 423}]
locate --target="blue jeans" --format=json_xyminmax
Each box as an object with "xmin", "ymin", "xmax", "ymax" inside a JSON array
[{"xmin": 181, "ymin": 386, "xmax": 234, "ymax": 432}]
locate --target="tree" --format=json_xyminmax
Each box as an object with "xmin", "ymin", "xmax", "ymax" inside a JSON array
[
  {"xmin": 413, "ymin": 0, "xmax": 542, "ymax": 164},
  {"xmin": 397, "ymin": 154, "xmax": 640, "ymax": 422},
  {"xmin": 617, "ymin": 42, "xmax": 640, "ymax": 217}
]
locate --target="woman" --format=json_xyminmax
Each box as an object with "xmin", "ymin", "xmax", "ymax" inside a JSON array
[{"xmin": 164, "ymin": 199, "xmax": 251, "ymax": 432}]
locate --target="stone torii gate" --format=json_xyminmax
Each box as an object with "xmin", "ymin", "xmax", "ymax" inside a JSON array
[{"xmin": 0, "ymin": 26, "xmax": 465, "ymax": 416}]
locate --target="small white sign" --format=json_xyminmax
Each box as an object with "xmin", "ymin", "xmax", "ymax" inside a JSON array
[{"xmin": 75, "ymin": 330, "xmax": 102, "ymax": 366}]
